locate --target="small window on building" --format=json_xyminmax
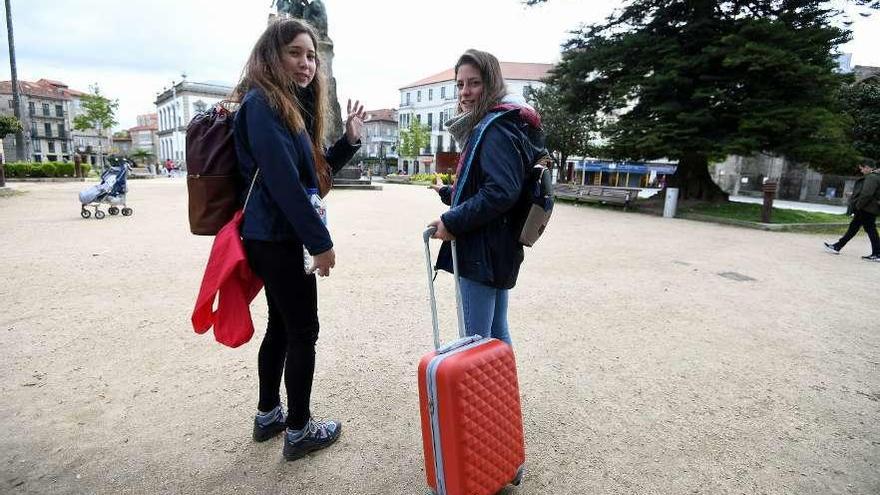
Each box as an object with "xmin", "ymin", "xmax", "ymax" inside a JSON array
[
  {"xmin": 437, "ymin": 135, "xmax": 444, "ymax": 152},
  {"xmin": 7, "ymin": 99, "xmax": 13, "ymax": 108},
  {"xmin": 417, "ymin": 90, "xmax": 421, "ymax": 102},
  {"xmin": 406, "ymin": 93, "xmax": 411, "ymax": 105},
  {"xmin": 28, "ymin": 102, "xmax": 35, "ymax": 115},
  {"xmin": 57, "ymin": 124, "xmax": 64, "ymax": 137},
  {"xmin": 42, "ymin": 103, "xmax": 50, "ymax": 116},
  {"xmin": 55, "ymin": 104, "xmax": 63, "ymax": 117},
  {"xmin": 33, "ymin": 139, "xmax": 41, "ymax": 152},
  {"xmin": 441, "ymin": 86, "xmax": 446, "ymax": 99},
  {"xmin": 48, "ymin": 141, "xmax": 56, "ymax": 153},
  {"xmin": 427, "ymin": 113, "xmax": 432, "ymax": 128},
  {"xmin": 44, "ymin": 122, "xmax": 52, "ymax": 137},
  {"xmin": 428, "ymin": 89, "xmax": 433, "ymax": 101}
]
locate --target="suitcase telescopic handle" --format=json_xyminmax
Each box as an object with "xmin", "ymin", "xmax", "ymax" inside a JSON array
[{"xmin": 423, "ymin": 226, "xmax": 466, "ymax": 351}]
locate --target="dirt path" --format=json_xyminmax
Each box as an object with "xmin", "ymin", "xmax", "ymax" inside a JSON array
[{"xmin": 1, "ymin": 179, "xmax": 877, "ymax": 494}]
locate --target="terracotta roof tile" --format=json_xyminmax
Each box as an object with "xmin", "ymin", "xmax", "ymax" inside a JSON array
[
  {"xmin": 364, "ymin": 108, "xmax": 397, "ymax": 123},
  {"xmin": 0, "ymin": 79, "xmax": 89, "ymax": 100}
]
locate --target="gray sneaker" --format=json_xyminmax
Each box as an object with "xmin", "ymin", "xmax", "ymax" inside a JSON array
[
  {"xmin": 253, "ymin": 405, "xmax": 287, "ymax": 442},
  {"xmin": 861, "ymin": 254, "xmax": 880, "ymax": 262},
  {"xmin": 283, "ymin": 417, "xmax": 342, "ymax": 461},
  {"xmin": 824, "ymin": 242, "xmax": 840, "ymax": 255}
]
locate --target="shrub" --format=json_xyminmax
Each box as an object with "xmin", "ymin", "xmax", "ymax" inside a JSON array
[{"xmin": 55, "ymin": 162, "xmax": 75, "ymax": 177}]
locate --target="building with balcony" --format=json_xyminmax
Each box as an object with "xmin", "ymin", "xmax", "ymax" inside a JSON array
[
  {"xmin": 397, "ymin": 62, "xmax": 553, "ymax": 174},
  {"xmin": 360, "ymin": 108, "xmax": 398, "ymax": 175},
  {"xmin": 0, "ymin": 79, "xmax": 93, "ymax": 163},
  {"xmin": 128, "ymin": 113, "xmax": 159, "ymax": 163},
  {"xmin": 155, "ymin": 80, "xmax": 232, "ymax": 166}
]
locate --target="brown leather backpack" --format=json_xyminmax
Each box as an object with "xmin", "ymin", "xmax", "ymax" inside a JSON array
[{"xmin": 185, "ymin": 103, "xmax": 242, "ymax": 235}]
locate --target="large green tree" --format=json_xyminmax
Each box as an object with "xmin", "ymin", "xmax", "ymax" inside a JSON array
[
  {"xmin": 540, "ymin": 0, "xmax": 877, "ymax": 199},
  {"xmin": 398, "ymin": 117, "xmax": 430, "ymax": 169},
  {"xmin": 0, "ymin": 115, "xmax": 23, "ymax": 186},
  {"xmin": 526, "ymin": 84, "xmax": 599, "ymax": 182},
  {"xmin": 73, "ymin": 85, "xmax": 118, "ymax": 169},
  {"xmin": 0, "ymin": 114, "xmax": 22, "ymax": 140},
  {"xmin": 840, "ymin": 78, "xmax": 880, "ymax": 161}
]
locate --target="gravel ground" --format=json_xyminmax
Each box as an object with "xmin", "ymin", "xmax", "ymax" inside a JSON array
[{"xmin": 0, "ymin": 179, "xmax": 878, "ymax": 495}]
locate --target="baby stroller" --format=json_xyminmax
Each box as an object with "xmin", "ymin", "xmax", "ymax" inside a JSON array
[{"xmin": 79, "ymin": 159, "xmax": 133, "ymax": 219}]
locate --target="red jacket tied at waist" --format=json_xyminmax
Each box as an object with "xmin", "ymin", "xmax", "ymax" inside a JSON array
[{"xmin": 191, "ymin": 210, "xmax": 263, "ymax": 348}]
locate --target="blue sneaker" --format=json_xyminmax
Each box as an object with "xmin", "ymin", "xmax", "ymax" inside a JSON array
[
  {"xmin": 282, "ymin": 417, "xmax": 342, "ymax": 461},
  {"xmin": 253, "ymin": 405, "xmax": 287, "ymax": 442}
]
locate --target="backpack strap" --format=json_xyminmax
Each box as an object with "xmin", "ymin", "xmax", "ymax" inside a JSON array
[
  {"xmin": 243, "ymin": 168, "xmax": 259, "ymax": 211},
  {"xmin": 452, "ymin": 109, "xmax": 518, "ymax": 207}
]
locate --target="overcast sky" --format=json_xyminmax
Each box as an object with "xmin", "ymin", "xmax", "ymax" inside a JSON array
[{"xmin": 2, "ymin": 0, "xmax": 878, "ymax": 131}]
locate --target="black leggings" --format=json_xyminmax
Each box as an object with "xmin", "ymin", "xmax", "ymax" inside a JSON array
[
  {"xmin": 244, "ymin": 239, "xmax": 319, "ymax": 430},
  {"xmin": 836, "ymin": 210, "xmax": 880, "ymax": 255}
]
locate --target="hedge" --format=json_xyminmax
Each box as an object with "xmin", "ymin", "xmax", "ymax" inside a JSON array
[{"xmin": 2, "ymin": 161, "xmax": 91, "ymax": 178}]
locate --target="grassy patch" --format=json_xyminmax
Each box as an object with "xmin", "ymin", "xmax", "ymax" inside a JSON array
[{"xmin": 680, "ymin": 202, "xmax": 848, "ymax": 224}]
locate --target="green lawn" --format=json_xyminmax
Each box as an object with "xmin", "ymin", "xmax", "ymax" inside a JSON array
[{"xmin": 680, "ymin": 201, "xmax": 849, "ymax": 224}]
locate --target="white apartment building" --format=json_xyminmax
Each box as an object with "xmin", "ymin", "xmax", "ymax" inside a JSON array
[
  {"xmin": 128, "ymin": 113, "xmax": 159, "ymax": 159},
  {"xmin": 360, "ymin": 108, "xmax": 398, "ymax": 175},
  {"xmin": 397, "ymin": 62, "xmax": 553, "ymax": 174},
  {"xmin": 155, "ymin": 80, "xmax": 232, "ymax": 166}
]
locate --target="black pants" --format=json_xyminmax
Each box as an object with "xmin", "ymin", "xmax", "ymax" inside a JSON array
[
  {"xmin": 835, "ymin": 210, "xmax": 880, "ymax": 255},
  {"xmin": 244, "ymin": 239, "xmax": 319, "ymax": 430}
]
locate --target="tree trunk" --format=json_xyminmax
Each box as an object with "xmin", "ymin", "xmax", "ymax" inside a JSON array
[
  {"xmin": 559, "ymin": 152, "xmax": 569, "ymax": 183},
  {"xmin": 668, "ymin": 153, "xmax": 727, "ymax": 201}
]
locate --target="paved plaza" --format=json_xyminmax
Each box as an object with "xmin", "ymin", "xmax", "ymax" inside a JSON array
[{"xmin": 0, "ymin": 179, "xmax": 878, "ymax": 494}]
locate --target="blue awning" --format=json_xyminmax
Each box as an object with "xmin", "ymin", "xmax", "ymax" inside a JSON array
[{"xmin": 576, "ymin": 160, "xmax": 677, "ymax": 174}]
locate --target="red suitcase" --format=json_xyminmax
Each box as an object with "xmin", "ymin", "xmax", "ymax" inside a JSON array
[{"xmin": 418, "ymin": 228, "xmax": 525, "ymax": 495}]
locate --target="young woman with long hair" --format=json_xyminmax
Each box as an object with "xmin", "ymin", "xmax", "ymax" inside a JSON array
[
  {"xmin": 232, "ymin": 18, "xmax": 365, "ymax": 461},
  {"xmin": 428, "ymin": 49, "xmax": 546, "ymax": 346}
]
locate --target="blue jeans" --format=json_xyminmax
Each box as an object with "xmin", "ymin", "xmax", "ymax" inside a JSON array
[{"xmin": 459, "ymin": 276, "xmax": 512, "ymax": 345}]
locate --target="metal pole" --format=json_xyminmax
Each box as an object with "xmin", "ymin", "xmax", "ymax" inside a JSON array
[{"xmin": 5, "ymin": 0, "xmax": 24, "ymax": 164}]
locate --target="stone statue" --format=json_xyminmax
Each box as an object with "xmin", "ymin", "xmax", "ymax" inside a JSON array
[
  {"xmin": 270, "ymin": 0, "xmax": 341, "ymax": 143},
  {"xmin": 303, "ymin": 0, "xmax": 328, "ymax": 39},
  {"xmin": 272, "ymin": 0, "xmax": 305, "ymax": 18},
  {"xmin": 272, "ymin": 0, "xmax": 327, "ymax": 38}
]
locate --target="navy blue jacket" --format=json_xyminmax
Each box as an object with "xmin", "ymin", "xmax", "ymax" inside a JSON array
[
  {"xmin": 435, "ymin": 110, "xmax": 544, "ymax": 289},
  {"xmin": 233, "ymin": 89, "xmax": 359, "ymax": 254}
]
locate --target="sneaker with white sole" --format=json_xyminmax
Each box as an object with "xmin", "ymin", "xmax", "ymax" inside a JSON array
[
  {"xmin": 283, "ymin": 417, "xmax": 342, "ymax": 461},
  {"xmin": 861, "ymin": 254, "xmax": 880, "ymax": 262},
  {"xmin": 824, "ymin": 242, "xmax": 840, "ymax": 255},
  {"xmin": 253, "ymin": 405, "xmax": 287, "ymax": 442}
]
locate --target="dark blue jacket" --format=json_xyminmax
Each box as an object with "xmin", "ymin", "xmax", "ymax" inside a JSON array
[
  {"xmin": 233, "ymin": 88, "xmax": 359, "ymax": 254},
  {"xmin": 435, "ymin": 109, "xmax": 544, "ymax": 289}
]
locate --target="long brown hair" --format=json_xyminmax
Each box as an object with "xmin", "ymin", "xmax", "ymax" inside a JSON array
[
  {"xmin": 233, "ymin": 18, "xmax": 329, "ymax": 150},
  {"xmin": 454, "ymin": 49, "xmax": 507, "ymax": 124}
]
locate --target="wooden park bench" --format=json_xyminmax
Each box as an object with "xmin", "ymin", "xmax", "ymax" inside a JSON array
[{"xmin": 553, "ymin": 184, "xmax": 641, "ymax": 210}]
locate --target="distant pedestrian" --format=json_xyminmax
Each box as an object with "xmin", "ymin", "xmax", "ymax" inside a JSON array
[
  {"xmin": 165, "ymin": 159, "xmax": 174, "ymax": 177},
  {"xmin": 824, "ymin": 158, "xmax": 880, "ymax": 262}
]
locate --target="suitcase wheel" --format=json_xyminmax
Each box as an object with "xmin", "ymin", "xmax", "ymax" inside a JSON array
[{"xmin": 512, "ymin": 466, "xmax": 525, "ymax": 486}]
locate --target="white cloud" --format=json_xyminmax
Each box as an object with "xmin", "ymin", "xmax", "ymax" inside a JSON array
[{"xmin": 1, "ymin": 0, "xmax": 877, "ymax": 130}]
